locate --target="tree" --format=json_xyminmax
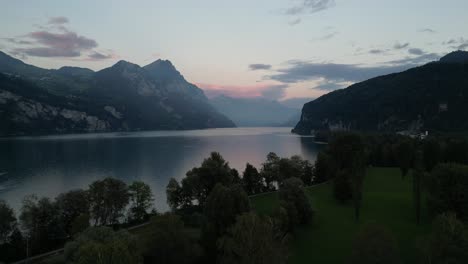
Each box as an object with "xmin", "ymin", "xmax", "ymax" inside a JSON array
[
  {"xmin": 350, "ymin": 155, "xmax": 366, "ymax": 222},
  {"xmin": 202, "ymin": 184, "xmax": 250, "ymax": 259},
  {"xmin": 314, "ymin": 152, "xmax": 335, "ymax": 184},
  {"xmin": 71, "ymin": 214, "xmax": 90, "ymax": 237},
  {"xmin": 64, "ymin": 227, "xmax": 141, "ymax": 264},
  {"xmin": 413, "ymin": 151, "xmax": 424, "ymax": 224},
  {"xmin": 394, "ymin": 139, "xmax": 414, "ymax": 178},
  {"xmin": 417, "ymin": 213, "xmax": 468, "ymax": 264},
  {"xmin": 425, "ymin": 163, "xmax": 468, "ymax": 221},
  {"xmin": 444, "ymin": 139, "xmax": 468, "ymax": 164},
  {"xmin": 328, "ymin": 132, "xmax": 366, "ymax": 170},
  {"xmin": 19, "ymin": 195, "xmax": 66, "ymax": 254},
  {"xmin": 128, "ymin": 181, "xmax": 153, "ymax": 222},
  {"xmin": 422, "ymin": 138, "xmax": 441, "ymax": 172},
  {"xmin": 260, "ymin": 152, "xmax": 281, "ymax": 191},
  {"xmin": 172, "ymin": 152, "xmax": 238, "ymax": 209},
  {"xmin": 166, "ymin": 178, "xmax": 183, "ymax": 211},
  {"xmin": 333, "ymin": 169, "xmax": 353, "ymax": 203},
  {"xmin": 242, "ymin": 163, "xmax": 263, "ymax": 195},
  {"xmin": 88, "ymin": 178, "xmax": 129, "ymax": 226},
  {"xmin": 0, "ymin": 199, "xmax": 16, "ymax": 243},
  {"xmin": 140, "ymin": 214, "xmax": 202, "ymax": 264},
  {"xmin": 350, "ymin": 224, "xmax": 401, "ymax": 264},
  {"xmin": 278, "ymin": 177, "xmax": 313, "ymax": 232},
  {"xmin": 218, "ymin": 212, "xmax": 288, "ymax": 264},
  {"xmin": 55, "ymin": 189, "xmax": 89, "ymax": 236}
]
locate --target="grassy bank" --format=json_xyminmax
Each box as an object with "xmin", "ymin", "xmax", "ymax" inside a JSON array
[{"xmin": 251, "ymin": 167, "xmax": 432, "ymax": 264}]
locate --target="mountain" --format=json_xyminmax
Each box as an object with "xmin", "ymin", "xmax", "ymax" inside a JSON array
[
  {"xmin": 293, "ymin": 51, "xmax": 468, "ymax": 135},
  {"xmin": 0, "ymin": 51, "xmax": 234, "ymax": 136},
  {"xmin": 210, "ymin": 95, "xmax": 299, "ymax": 127}
]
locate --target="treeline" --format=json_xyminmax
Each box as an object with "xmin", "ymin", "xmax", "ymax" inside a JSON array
[
  {"xmin": 0, "ymin": 178, "xmax": 154, "ymax": 263},
  {"xmin": 315, "ymin": 132, "xmax": 468, "ymax": 263},
  {"xmin": 165, "ymin": 152, "xmax": 315, "ymax": 263}
]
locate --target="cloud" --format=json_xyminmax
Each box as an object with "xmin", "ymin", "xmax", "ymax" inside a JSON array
[
  {"xmin": 393, "ymin": 42, "xmax": 410, "ymax": 50},
  {"xmin": 3, "ymin": 17, "xmax": 114, "ymax": 60},
  {"xmin": 285, "ymin": 0, "xmax": 335, "ymax": 15},
  {"xmin": 88, "ymin": 51, "xmax": 113, "ymax": 60},
  {"xmin": 48, "ymin": 16, "xmax": 69, "ymax": 25},
  {"xmin": 418, "ymin": 28, "xmax": 436, "ymax": 33},
  {"xmin": 266, "ymin": 53, "xmax": 440, "ymax": 85},
  {"xmin": 444, "ymin": 37, "xmax": 468, "ymax": 50},
  {"xmin": 197, "ymin": 83, "xmax": 288, "ymax": 99},
  {"xmin": 315, "ymin": 80, "xmax": 349, "ymax": 90},
  {"xmin": 249, "ymin": 64, "xmax": 272, "ymax": 71},
  {"xmin": 288, "ymin": 18, "xmax": 302, "ymax": 26},
  {"xmin": 369, "ymin": 49, "xmax": 386, "ymax": 54},
  {"xmin": 408, "ymin": 48, "xmax": 424, "ymax": 55},
  {"xmin": 13, "ymin": 30, "xmax": 97, "ymax": 58}
]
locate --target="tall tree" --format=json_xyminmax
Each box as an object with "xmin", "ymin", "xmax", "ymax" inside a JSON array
[
  {"xmin": 19, "ymin": 195, "xmax": 66, "ymax": 254},
  {"xmin": 55, "ymin": 189, "xmax": 89, "ymax": 236},
  {"xmin": 413, "ymin": 151, "xmax": 424, "ymax": 224},
  {"xmin": 140, "ymin": 214, "xmax": 202, "ymax": 264},
  {"xmin": 422, "ymin": 138, "xmax": 441, "ymax": 172},
  {"xmin": 260, "ymin": 152, "xmax": 281, "ymax": 191},
  {"xmin": 128, "ymin": 181, "xmax": 153, "ymax": 222},
  {"xmin": 425, "ymin": 163, "xmax": 468, "ymax": 221},
  {"xmin": 242, "ymin": 163, "xmax": 263, "ymax": 195},
  {"xmin": 64, "ymin": 227, "xmax": 141, "ymax": 264},
  {"xmin": 0, "ymin": 199, "xmax": 16, "ymax": 243},
  {"xmin": 166, "ymin": 178, "xmax": 183, "ymax": 211},
  {"xmin": 418, "ymin": 213, "xmax": 468, "ymax": 264},
  {"xmin": 88, "ymin": 178, "xmax": 129, "ymax": 226},
  {"xmin": 350, "ymin": 224, "xmax": 401, "ymax": 264},
  {"xmin": 278, "ymin": 177, "xmax": 313, "ymax": 232},
  {"xmin": 314, "ymin": 152, "xmax": 335, "ymax": 184},
  {"xmin": 218, "ymin": 212, "xmax": 288, "ymax": 264},
  {"xmin": 202, "ymin": 184, "xmax": 250, "ymax": 260},
  {"xmin": 394, "ymin": 139, "xmax": 414, "ymax": 179}
]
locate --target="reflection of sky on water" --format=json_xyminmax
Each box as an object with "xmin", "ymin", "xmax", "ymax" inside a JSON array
[{"xmin": 0, "ymin": 127, "xmax": 323, "ymax": 212}]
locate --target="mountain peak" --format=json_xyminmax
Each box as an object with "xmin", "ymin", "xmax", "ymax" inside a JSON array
[
  {"xmin": 439, "ymin": 50, "xmax": 468, "ymax": 63},
  {"xmin": 143, "ymin": 59, "xmax": 183, "ymax": 81},
  {"xmin": 112, "ymin": 60, "xmax": 141, "ymax": 70}
]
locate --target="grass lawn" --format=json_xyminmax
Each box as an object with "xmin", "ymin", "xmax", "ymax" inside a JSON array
[{"xmin": 251, "ymin": 167, "xmax": 432, "ymax": 264}]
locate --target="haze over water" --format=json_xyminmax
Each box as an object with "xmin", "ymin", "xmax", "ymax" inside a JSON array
[{"xmin": 0, "ymin": 127, "xmax": 322, "ymax": 212}]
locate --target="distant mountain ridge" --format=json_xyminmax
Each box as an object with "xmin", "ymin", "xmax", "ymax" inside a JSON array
[
  {"xmin": 209, "ymin": 95, "xmax": 299, "ymax": 127},
  {"xmin": 293, "ymin": 51, "xmax": 468, "ymax": 135},
  {"xmin": 0, "ymin": 51, "xmax": 234, "ymax": 136}
]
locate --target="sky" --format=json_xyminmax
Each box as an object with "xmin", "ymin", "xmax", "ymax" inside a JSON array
[{"xmin": 1, "ymin": 0, "xmax": 467, "ymax": 101}]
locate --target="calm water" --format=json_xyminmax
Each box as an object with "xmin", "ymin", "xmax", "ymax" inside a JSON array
[{"xmin": 0, "ymin": 127, "xmax": 322, "ymax": 212}]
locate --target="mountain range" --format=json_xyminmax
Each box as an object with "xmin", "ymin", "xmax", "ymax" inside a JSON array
[
  {"xmin": 209, "ymin": 95, "xmax": 300, "ymax": 127},
  {"xmin": 0, "ymin": 51, "xmax": 234, "ymax": 136},
  {"xmin": 293, "ymin": 51, "xmax": 468, "ymax": 135}
]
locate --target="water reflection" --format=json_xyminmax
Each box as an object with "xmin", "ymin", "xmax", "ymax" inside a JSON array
[{"xmin": 0, "ymin": 127, "xmax": 322, "ymax": 212}]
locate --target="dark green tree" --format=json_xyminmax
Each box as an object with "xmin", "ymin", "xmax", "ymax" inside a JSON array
[
  {"xmin": 278, "ymin": 177, "xmax": 313, "ymax": 232},
  {"xmin": 425, "ymin": 163, "xmax": 468, "ymax": 221},
  {"xmin": 128, "ymin": 181, "xmax": 153, "ymax": 222},
  {"xmin": 444, "ymin": 139, "xmax": 468, "ymax": 164},
  {"xmin": 242, "ymin": 163, "xmax": 263, "ymax": 195},
  {"xmin": 0, "ymin": 199, "xmax": 16, "ymax": 243},
  {"xmin": 19, "ymin": 195, "xmax": 66, "ymax": 254},
  {"xmin": 70, "ymin": 214, "xmax": 90, "ymax": 237},
  {"xmin": 55, "ymin": 189, "xmax": 89, "ymax": 236},
  {"xmin": 333, "ymin": 169, "xmax": 353, "ymax": 203},
  {"xmin": 88, "ymin": 178, "xmax": 129, "ymax": 226},
  {"xmin": 260, "ymin": 152, "xmax": 281, "ymax": 191},
  {"xmin": 166, "ymin": 178, "xmax": 183, "ymax": 211},
  {"xmin": 64, "ymin": 227, "xmax": 141, "ymax": 264},
  {"xmin": 394, "ymin": 139, "xmax": 414, "ymax": 178},
  {"xmin": 218, "ymin": 212, "xmax": 288, "ymax": 264},
  {"xmin": 202, "ymin": 184, "xmax": 250, "ymax": 260},
  {"xmin": 413, "ymin": 151, "xmax": 424, "ymax": 224},
  {"xmin": 417, "ymin": 213, "xmax": 468, "ymax": 264},
  {"xmin": 175, "ymin": 152, "xmax": 237, "ymax": 208},
  {"xmin": 314, "ymin": 152, "xmax": 335, "ymax": 183},
  {"xmin": 422, "ymin": 138, "xmax": 441, "ymax": 172},
  {"xmin": 350, "ymin": 224, "xmax": 401, "ymax": 264},
  {"xmin": 140, "ymin": 214, "xmax": 202, "ymax": 264}
]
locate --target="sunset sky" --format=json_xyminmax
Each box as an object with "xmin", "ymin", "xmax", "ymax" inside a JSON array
[{"xmin": 1, "ymin": 0, "xmax": 467, "ymax": 100}]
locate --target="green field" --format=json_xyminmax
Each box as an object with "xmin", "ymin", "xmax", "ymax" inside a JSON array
[{"xmin": 251, "ymin": 167, "xmax": 432, "ymax": 264}]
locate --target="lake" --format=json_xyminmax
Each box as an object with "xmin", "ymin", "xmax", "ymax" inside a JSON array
[{"xmin": 0, "ymin": 127, "xmax": 322, "ymax": 212}]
